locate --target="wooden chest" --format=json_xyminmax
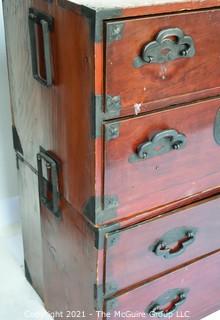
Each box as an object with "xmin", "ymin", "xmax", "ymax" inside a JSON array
[{"xmin": 3, "ymin": 0, "xmax": 220, "ymax": 318}]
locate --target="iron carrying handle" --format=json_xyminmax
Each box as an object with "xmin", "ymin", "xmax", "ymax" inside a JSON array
[
  {"xmin": 28, "ymin": 8, "xmax": 54, "ymax": 87},
  {"xmin": 153, "ymin": 230, "xmax": 196, "ymax": 259},
  {"xmin": 37, "ymin": 147, "xmax": 61, "ymax": 218},
  {"xmin": 148, "ymin": 290, "xmax": 188, "ymax": 318}
]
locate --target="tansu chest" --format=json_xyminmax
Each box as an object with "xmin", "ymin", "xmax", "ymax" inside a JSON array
[{"xmin": 3, "ymin": 0, "xmax": 220, "ymax": 319}]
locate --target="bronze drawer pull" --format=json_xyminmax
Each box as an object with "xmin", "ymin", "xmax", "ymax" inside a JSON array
[
  {"xmin": 28, "ymin": 8, "xmax": 54, "ymax": 87},
  {"xmin": 147, "ymin": 289, "xmax": 189, "ymax": 318},
  {"xmin": 142, "ymin": 27, "xmax": 196, "ymax": 64},
  {"xmin": 153, "ymin": 230, "xmax": 196, "ymax": 259},
  {"xmin": 137, "ymin": 129, "xmax": 186, "ymax": 160}
]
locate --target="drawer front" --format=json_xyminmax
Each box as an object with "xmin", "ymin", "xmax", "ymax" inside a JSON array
[
  {"xmin": 105, "ymin": 9, "xmax": 220, "ymax": 117},
  {"xmin": 104, "ymin": 98, "xmax": 220, "ymax": 220},
  {"xmin": 105, "ymin": 252, "xmax": 220, "ymax": 319},
  {"xmin": 105, "ymin": 195, "xmax": 220, "ymax": 294}
]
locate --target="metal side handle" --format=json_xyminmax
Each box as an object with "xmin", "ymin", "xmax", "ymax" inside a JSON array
[
  {"xmin": 28, "ymin": 8, "xmax": 54, "ymax": 87},
  {"xmin": 37, "ymin": 147, "xmax": 61, "ymax": 218}
]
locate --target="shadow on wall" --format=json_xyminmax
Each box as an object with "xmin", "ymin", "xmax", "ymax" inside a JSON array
[{"xmin": 0, "ymin": 1, "xmax": 18, "ymax": 200}]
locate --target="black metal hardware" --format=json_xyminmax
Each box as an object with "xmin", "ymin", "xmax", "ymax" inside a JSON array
[
  {"xmin": 12, "ymin": 125, "xmax": 23, "ymax": 155},
  {"xmin": 106, "ymin": 231, "xmax": 121, "ymax": 249},
  {"xmin": 83, "ymin": 195, "xmax": 118, "ymax": 225},
  {"xmin": 107, "ymin": 22, "xmax": 124, "ymax": 43},
  {"xmin": 214, "ymin": 108, "xmax": 220, "ymax": 145},
  {"xmin": 137, "ymin": 129, "xmax": 186, "ymax": 160},
  {"xmin": 147, "ymin": 289, "xmax": 189, "ymax": 318},
  {"xmin": 94, "ymin": 283, "xmax": 104, "ymax": 311},
  {"xmin": 24, "ymin": 260, "xmax": 33, "ymax": 286},
  {"xmin": 153, "ymin": 229, "xmax": 196, "ymax": 259},
  {"xmin": 105, "ymin": 123, "xmax": 120, "ymax": 141},
  {"xmin": 106, "ymin": 298, "xmax": 119, "ymax": 312},
  {"xmin": 139, "ymin": 28, "xmax": 195, "ymax": 65},
  {"xmin": 106, "ymin": 95, "xmax": 121, "ymax": 115},
  {"xmin": 105, "ymin": 281, "xmax": 119, "ymax": 296},
  {"xmin": 37, "ymin": 147, "xmax": 61, "ymax": 218},
  {"xmin": 28, "ymin": 8, "xmax": 54, "ymax": 86},
  {"xmin": 94, "ymin": 221, "xmax": 120, "ymax": 250}
]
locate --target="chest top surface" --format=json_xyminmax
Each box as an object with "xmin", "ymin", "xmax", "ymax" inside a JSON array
[{"xmin": 65, "ymin": 0, "xmax": 218, "ymax": 9}]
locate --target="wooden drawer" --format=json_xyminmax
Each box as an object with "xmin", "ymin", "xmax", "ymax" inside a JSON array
[
  {"xmin": 104, "ymin": 98, "xmax": 220, "ymax": 220},
  {"xmin": 105, "ymin": 195, "xmax": 220, "ymax": 294},
  {"xmin": 105, "ymin": 251, "xmax": 220, "ymax": 319},
  {"xmin": 105, "ymin": 9, "xmax": 220, "ymax": 117}
]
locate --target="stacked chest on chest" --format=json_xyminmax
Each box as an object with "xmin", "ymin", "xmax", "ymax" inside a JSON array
[{"xmin": 3, "ymin": 0, "xmax": 220, "ymax": 318}]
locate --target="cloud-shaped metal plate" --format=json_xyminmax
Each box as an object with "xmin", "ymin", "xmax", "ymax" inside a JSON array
[
  {"xmin": 134, "ymin": 27, "xmax": 196, "ymax": 66},
  {"xmin": 137, "ymin": 129, "xmax": 187, "ymax": 160}
]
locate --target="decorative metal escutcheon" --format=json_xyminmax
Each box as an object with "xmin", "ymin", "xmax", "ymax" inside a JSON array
[
  {"xmin": 137, "ymin": 129, "xmax": 186, "ymax": 160},
  {"xmin": 140, "ymin": 27, "xmax": 196, "ymax": 65},
  {"xmin": 151, "ymin": 227, "xmax": 197, "ymax": 259},
  {"xmin": 147, "ymin": 288, "xmax": 189, "ymax": 318}
]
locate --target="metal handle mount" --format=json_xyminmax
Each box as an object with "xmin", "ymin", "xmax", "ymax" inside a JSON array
[
  {"xmin": 134, "ymin": 27, "xmax": 196, "ymax": 67},
  {"xmin": 153, "ymin": 230, "xmax": 196, "ymax": 259},
  {"xmin": 137, "ymin": 129, "xmax": 186, "ymax": 160},
  {"xmin": 148, "ymin": 289, "xmax": 189, "ymax": 318},
  {"xmin": 28, "ymin": 8, "xmax": 54, "ymax": 86},
  {"xmin": 37, "ymin": 147, "xmax": 61, "ymax": 218}
]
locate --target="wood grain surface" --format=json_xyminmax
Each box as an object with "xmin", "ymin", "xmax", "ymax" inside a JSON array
[
  {"xmin": 3, "ymin": 0, "xmax": 96, "ymax": 217},
  {"xmin": 105, "ymin": 9, "xmax": 220, "ymax": 117},
  {"xmin": 40, "ymin": 200, "xmax": 100, "ymax": 319},
  {"xmin": 105, "ymin": 194, "xmax": 220, "ymax": 294},
  {"xmin": 105, "ymin": 251, "xmax": 220, "ymax": 319},
  {"xmin": 17, "ymin": 159, "xmax": 44, "ymax": 299},
  {"xmin": 104, "ymin": 98, "xmax": 220, "ymax": 221}
]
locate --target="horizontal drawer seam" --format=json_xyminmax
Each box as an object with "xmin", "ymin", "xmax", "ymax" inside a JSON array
[{"xmin": 104, "ymin": 247, "xmax": 220, "ymax": 301}]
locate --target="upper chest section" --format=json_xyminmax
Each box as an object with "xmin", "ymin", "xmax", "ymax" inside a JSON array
[{"xmin": 100, "ymin": 8, "xmax": 220, "ymax": 118}]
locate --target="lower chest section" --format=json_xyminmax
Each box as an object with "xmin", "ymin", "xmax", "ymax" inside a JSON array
[{"xmin": 98, "ymin": 194, "xmax": 220, "ymax": 319}]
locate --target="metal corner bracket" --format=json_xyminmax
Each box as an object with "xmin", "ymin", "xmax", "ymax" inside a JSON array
[
  {"xmin": 106, "ymin": 22, "xmax": 124, "ymax": 43},
  {"xmin": 105, "ymin": 123, "xmax": 120, "ymax": 141}
]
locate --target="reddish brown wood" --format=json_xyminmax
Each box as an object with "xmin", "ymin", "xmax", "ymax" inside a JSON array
[
  {"xmin": 105, "ymin": 9, "xmax": 220, "ymax": 117},
  {"xmin": 40, "ymin": 200, "xmax": 100, "ymax": 319},
  {"xmin": 122, "ymin": 0, "xmax": 220, "ymax": 19},
  {"xmin": 104, "ymin": 98, "xmax": 220, "ymax": 220},
  {"xmin": 17, "ymin": 158, "xmax": 44, "ymax": 299},
  {"xmin": 94, "ymin": 1, "xmax": 220, "ymax": 112},
  {"xmin": 3, "ymin": 0, "xmax": 96, "ymax": 302},
  {"xmin": 118, "ymin": 187, "xmax": 220, "ymax": 228},
  {"xmin": 4, "ymin": 0, "xmax": 220, "ymax": 318},
  {"xmin": 52, "ymin": 4, "xmax": 95, "ymax": 214},
  {"xmin": 105, "ymin": 251, "xmax": 220, "ymax": 319},
  {"xmin": 105, "ymin": 194, "xmax": 220, "ymax": 294},
  {"xmin": 4, "ymin": 0, "xmax": 95, "ymax": 215}
]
